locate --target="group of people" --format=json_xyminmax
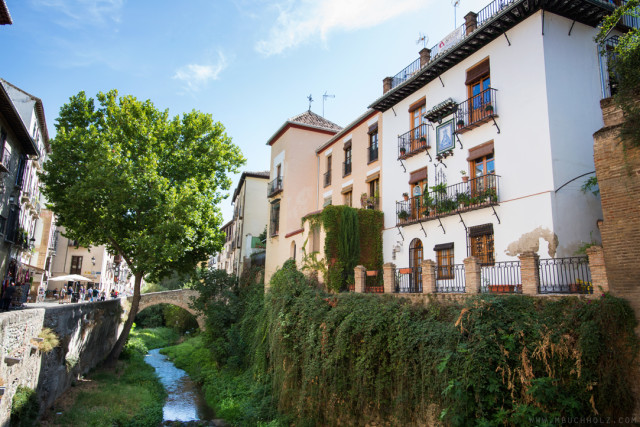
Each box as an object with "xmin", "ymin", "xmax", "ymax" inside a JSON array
[{"xmin": 54, "ymin": 282, "xmax": 119, "ymax": 304}]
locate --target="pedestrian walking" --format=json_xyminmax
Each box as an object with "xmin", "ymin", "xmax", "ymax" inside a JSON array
[
  {"xmin": 100, "ymin": 291, "xmax": 105, "ymax": 301},
  {"xmin": 1, "ymin": 281, "xmax": 16, "ymax": 311}
]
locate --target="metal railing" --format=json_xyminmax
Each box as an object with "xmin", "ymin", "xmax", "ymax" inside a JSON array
[
  {"xmin": 477, "ymin": 0, "xmax": 516, "ymax": 27},
  {"xmin": 365, "ymin": 270, "xmax": 384, "ymax": 293},
  {"xmin": 398, "ymin": 123, "xmax": 429, "ymax": 159},
  {"xmin": 343, "ymin": 161, "xmax": 352, "ymax": 177},
  {"xmin": 267, "ymin": 176, "xmax": 283, "ymax": 197},
  {"xmin": 436, "ymin": 264, "xmax": 466, "ymax": 293},
  {"xmin": 396, "ymin": 175, "xmax": 500, "ymax": 226},
  {"xmin": 395, "ymin": 266, "xmax": 422, "ymax": 293},
  {"xmin": 391, "ymin": 58, "xmax": 422, "ymax": 89},
  {"xmin": 539, "ymin": 257, "xmax": 592, "ymax": 294},
  {"xmin": 269, "ymin": 217, "xmax": 279, "ymax": 237},
  {"xmin": 455, "ymin": 88, "xmax": 498, "ymax": 131},
  {"xmin": 324, "ymin": 170, "xmax": 331, "ymax": 187},
  {"xmin": 368, "ymin": 145, "xmax": 379, "ymax": 163},
  {"xmin": 481, "ymin": 261, "xmax": 522, "ymax": 294}
]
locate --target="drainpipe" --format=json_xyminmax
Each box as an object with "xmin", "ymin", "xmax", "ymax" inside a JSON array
[{"xmin": 316, "ymin": 154, "xmax": 320, "ymax": 211}]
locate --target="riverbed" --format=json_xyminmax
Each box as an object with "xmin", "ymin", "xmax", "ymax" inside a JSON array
[{"xmin": 145, "ymin": 348, "xmax": 215, "ymax": 422}]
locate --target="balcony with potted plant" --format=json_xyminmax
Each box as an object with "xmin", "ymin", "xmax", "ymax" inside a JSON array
[
  {"xmin": 397, "ymin": 123, "xmax": 429, "ymax": 159},
  {"xmin": 395, "ymin": 174, "xmax": 501, "ymax": 226},
  {"xmin": 454, "ymin": 87, "xmax": 498, "ymax": 134}
]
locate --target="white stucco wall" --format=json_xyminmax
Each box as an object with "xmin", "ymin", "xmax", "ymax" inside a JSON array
[{"xmin": 380, "ymin": 10, "xmax": 604, "ymax": 268}]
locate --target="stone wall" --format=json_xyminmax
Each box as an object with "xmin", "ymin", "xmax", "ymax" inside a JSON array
[{"xmin": 0, "ymin": 300, "xmax": 123, "ymax": 426}]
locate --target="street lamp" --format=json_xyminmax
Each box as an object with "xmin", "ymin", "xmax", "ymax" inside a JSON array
[{"xmin": 91, "ymin": 256, "xmax": 96, "ymax": 265}]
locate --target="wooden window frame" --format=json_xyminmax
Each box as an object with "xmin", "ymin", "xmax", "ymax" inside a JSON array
[
  {"xmin": 70, "ymin": 255, "xmax": 83, "ymax": 275},
  {"xmin": 436, "ymin": 247, "xmax": 454, "ymax": 279}
]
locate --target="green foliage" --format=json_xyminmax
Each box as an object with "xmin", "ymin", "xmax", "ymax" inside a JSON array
[
  {"xmin": 121, "ymin": 326, "xmax": 180, "ymax": 359},
  {"xmin": 597, "ymin": 0, "xmax": 640, "ymax": 147},
  {"xmin": 135, "ymin": 305, "xmax": 165, "ymax": 328},
  {"xmin": 163, "ymin": 304, "xmax": 199, "ymax": 334},
  {"xmin": 313, "ymin": 205, "xmax": 383, "ymax": 292},
  {"xmin": 37, "ymin": 327, "xmax": 59, "ymax": 353},
  {"xmin": 41, "ymin": 89, "xmax": 244, "ymax": 280},
  {"xmin": 259, "ymin": 263, "xmax": 638, "ymax": 425},
  {"xmin": 581, "ymin": 176, "xmax": 600, "ymax": 196},
  {"xmin": 50, "ymin": 328, "xmax": 168, "ymax": 426},
  {"xmin": 10, "ymin": 386, "xmax": 39, "ymax": 427}
]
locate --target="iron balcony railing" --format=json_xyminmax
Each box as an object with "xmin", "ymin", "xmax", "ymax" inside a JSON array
[
  {"xmin": 323, "ymin": 170, "xmax": 331, "ymax": 187},
  {"xmin": 0, "ymin": 147, "xmax": 10, "ymax": 173},
  {"xmin": 398, "ymin": 123, "xmax": 429, "ymax": 159},
  {"xmin": 395, "ymin": 266, "xmax": 422, "ymax": 293},
  {"xmin": 343, "ymin": 161, "xmax": 352, "ymax": 177},
  {"xmin": 476, "ymin": 0, "xmax": 516, "ymax": 27},
  {"xmin": 436, "ymin": 264, "xmax": 466, "ymax": 293},
  {"xmin": 481, "ymin": 261, "xmax": 522, "ymax": 294},
  {"xmin": 539, "ymin": 257, "xmax": 592, "ymax": 294},
  {"xmin": 396, "ymin": 175, "xmax": 500, "ymax": 226},
  {"xmin": 391, "ymin": 58, "xmax": 422, "ymax": 89},
  {"xmin": 368, "ymin": 145, "xmax": 379, "ymax": 163},
  {"xmin": 267, "ymin": 176, "xmax": 283, "ymax": 197},
  {"xmin": 455, "ymin": 88, "xmax": 498, "ymax": 132}
]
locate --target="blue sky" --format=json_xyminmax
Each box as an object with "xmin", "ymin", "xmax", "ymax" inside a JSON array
[{"xmin": 1, "ymin": 0, "xmax": 490, "ymax": 222}]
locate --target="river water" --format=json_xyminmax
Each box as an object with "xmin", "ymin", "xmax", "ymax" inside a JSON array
[{"xmin": 145, "ymin": 348, "xmax": 216, "ymax": 422}]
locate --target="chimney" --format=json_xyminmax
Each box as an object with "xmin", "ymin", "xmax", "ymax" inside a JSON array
[
  {"xmin": 465, "ymin": 12, "xmax": 478, "ymax": 35},
  {"xmin": 383, "ymin": 77, "xmax": 393, "ymax": 94},
  {"xmin": 419, "ymin": 48, "xmax": 431, "ymax": 68}
]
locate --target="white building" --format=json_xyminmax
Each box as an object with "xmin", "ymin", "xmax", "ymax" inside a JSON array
[
  {"xmin": 370, "ymin": 0, "xmax": 629, "ymax": 289},
  {"xmin": 216, "ymin": 171, "xmax": 270, "ymax": 276},
  {"xmin": 49, "ymin": 226, "xmax": 135, "ymax": 296}
]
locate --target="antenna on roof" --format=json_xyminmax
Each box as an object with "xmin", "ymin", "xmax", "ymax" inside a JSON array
[
  {"xmin": 452, "ymin": 0, "xmax": 460, "ymax": 29},
  {"xmin": 322, "ymin": 91, "xmax": 335, "ymax": 117},
  {"xmin": 307, "ymin": 94, "xmax": 314, "ymax": 111},
  {"xmin": 416, "ymin": 33, "xmax": 428, "ymax": 49}
]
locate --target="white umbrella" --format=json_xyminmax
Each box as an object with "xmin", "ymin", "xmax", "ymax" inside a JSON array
[{"xmin": 48, "ymin": 274, "xmax": 94, "ymax": 282}]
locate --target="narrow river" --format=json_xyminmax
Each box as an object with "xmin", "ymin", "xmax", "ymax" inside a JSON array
[{"xmin": 145, "ymin": 348, "xmax": 216, "ymax": 422}]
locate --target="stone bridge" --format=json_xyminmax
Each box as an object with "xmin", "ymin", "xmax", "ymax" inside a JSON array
[{"xmin": 125, "ymin": 289, "xmax": 205, "ymax": 330}]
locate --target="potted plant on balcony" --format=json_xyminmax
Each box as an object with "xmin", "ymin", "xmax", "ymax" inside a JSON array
[
  {"xmin": 398, "ymin": 210, "xmax": 410, "ymax": 221},
  {"xmin": 460, "ymin": 170, "xmax": 469, "ymax": 183},
  {"xmin": 456, "ymin": 119, "xmax": 465, "ymax": 129},
  {"xmin": 400, "ymin": 146, "xmax": 406, "ymax": 156},
  {"xmin": 402, "ymin": 192, "xmax": 409, "ymax": 201},
  {"xmin": 456, "ymin": 192, "xmax": 471, "ymax": 208},
  {"xmin": 485, "ymin": 104, "xmax": 494, "ymax": 113}
]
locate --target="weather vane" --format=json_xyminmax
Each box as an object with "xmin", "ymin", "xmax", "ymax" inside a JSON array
[{"xmin": 307, "ymin": 94, "xmax": 314, "ymax": 111}]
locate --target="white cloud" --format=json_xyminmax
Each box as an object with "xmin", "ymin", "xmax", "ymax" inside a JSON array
[
  {"xmin": 173, "ymin": 52, "xmax": 229, "ymax": 92},
  {"xmin": 30, "ymin": 0, "xmax": 124, "ymax": 27},
  {"xmin": 255, "ymin": 0, "xmax": 429, "ymax": 56}
]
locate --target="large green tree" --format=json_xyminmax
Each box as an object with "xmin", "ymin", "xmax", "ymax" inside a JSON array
[{"xmin": 41, "ymin": 90, "xmax": 244, "ymax": 364}]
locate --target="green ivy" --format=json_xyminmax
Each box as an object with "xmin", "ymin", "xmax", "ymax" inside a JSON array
[{"xmin": 304, "ymin": 205, "xmax": 383, "ymax": 292}]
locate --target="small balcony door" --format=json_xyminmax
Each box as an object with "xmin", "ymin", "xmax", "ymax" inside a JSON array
[{"xmin": 409, "ymin": 238, "xmax": 423, "ymax": 291}]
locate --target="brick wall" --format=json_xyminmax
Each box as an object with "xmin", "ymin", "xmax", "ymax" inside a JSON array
[{"xmin": 592, "ymin": 96, "xmax": 640, "ymax": 419}]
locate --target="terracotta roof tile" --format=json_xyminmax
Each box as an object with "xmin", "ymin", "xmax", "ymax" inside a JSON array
[{"xmin": 288, "ymin": 110, "xmax": 342, "ymax": 132}]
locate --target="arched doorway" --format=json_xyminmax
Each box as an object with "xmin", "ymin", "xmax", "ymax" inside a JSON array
[{"xmin": 409, "ymin": 238, "xmax": 423, "ymax": 292}]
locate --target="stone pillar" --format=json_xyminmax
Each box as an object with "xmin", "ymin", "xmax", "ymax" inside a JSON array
[
  {"xmin": 383, "ymin": 77, "xmax": 393, "ymax": 94},
  {"xmin": 419, "ymin": 48, "xmax": 431, "ymax": 68},
  {"xmin": 421, "ymin": 259, "xmax": 437, "ymax": 294},
  {"xmin": 354, "ymin": 265, "xmax": 366, "ymax": 293},
  {"xmin": 463, "ymin": 257, "xmax": 481, "ymax": 294},
  {"xmin": 464, "ymin": 12, "xmax": 478, "ymax": 35},
  {"xmin": 383, "ymin": 263, "xmax": 396, "ymax": 294},
  {"xmin": 519, "ymin": 252, "xmax": 540, "ymax": 295},
  {"xmin": 586, "ymin": 246, "xmax": 610, "ymax": 294}
]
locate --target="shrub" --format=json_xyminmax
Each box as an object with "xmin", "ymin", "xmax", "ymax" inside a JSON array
[{"xmin": 10, "ymin": 386, "xmax": 39, "ymax": 427}]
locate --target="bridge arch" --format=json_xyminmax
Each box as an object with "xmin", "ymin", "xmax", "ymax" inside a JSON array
[{"xmin": 126, "ymin": 289, "xmax": 205, "ymax": 330}]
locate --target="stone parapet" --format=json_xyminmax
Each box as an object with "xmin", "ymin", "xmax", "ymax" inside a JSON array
[
  {"xmin": 354, "ymin": 265, "xmax": 366, "ymax": 293},
  {"xmin": 586, "ymin": 246, "xmax": 609, "ymax": 294},
  {"xmin": 463, "ymin": 257, "xmax": 481, "ymax": 294},
  {"xmin": 519, "ymin": 252, "xmax": 540, "ymax": 295},
  {"xmin": 421, "ymin": 260, "xmax": 436, "ymax": 294},
  {"xmin": 383, "ymin": 263, "xmax": 396, "ymax": 294}
]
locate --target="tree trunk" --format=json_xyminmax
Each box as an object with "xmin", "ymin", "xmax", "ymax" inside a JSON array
[{"xmin": 104, "ymin": 271, "xmax": 143, "ymax": 368}]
